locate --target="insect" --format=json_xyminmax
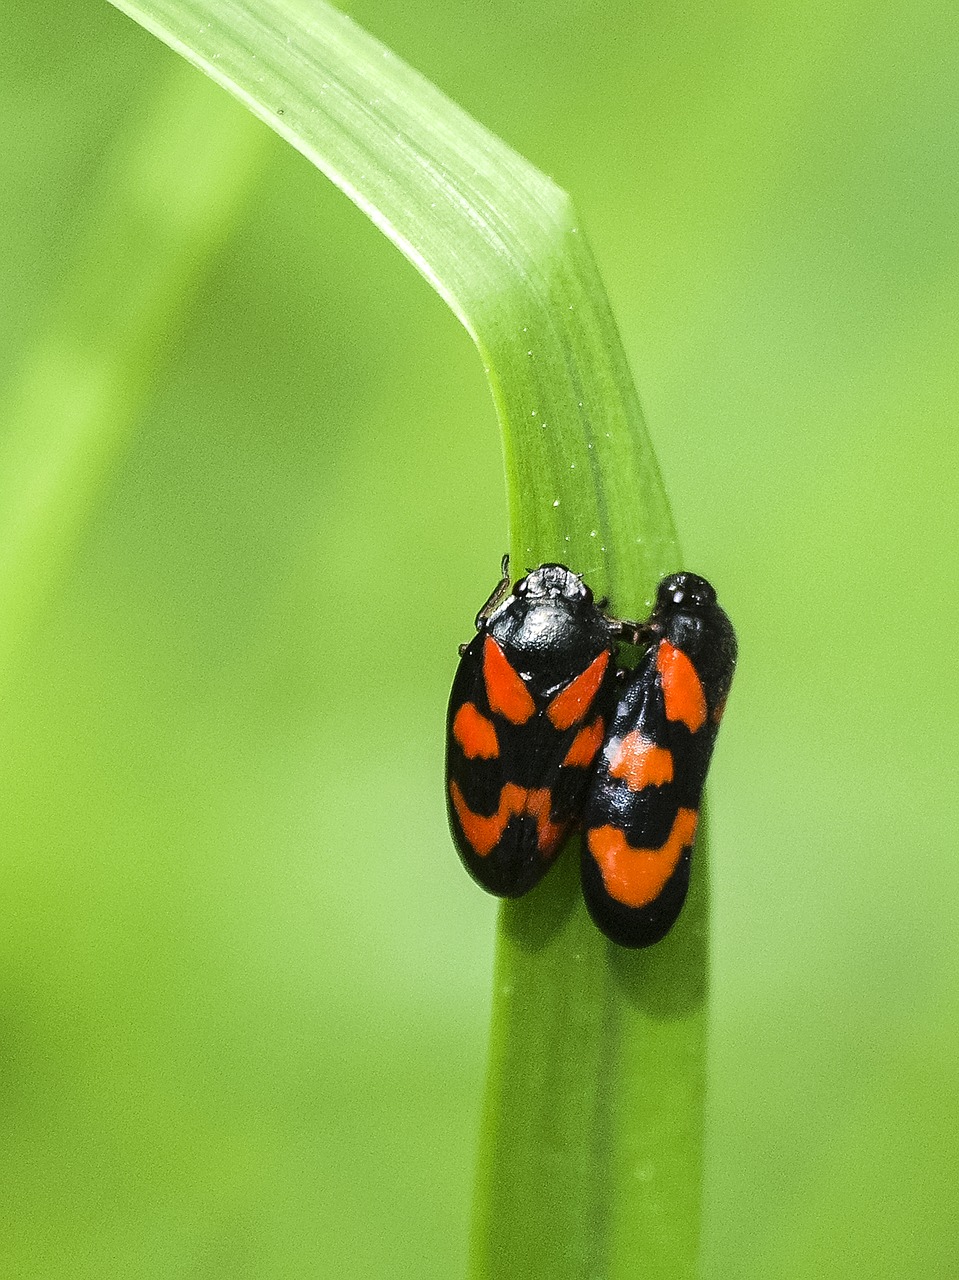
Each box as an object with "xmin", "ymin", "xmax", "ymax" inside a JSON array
[
  {"xmin": 446, "ymin": 558, "xmax": 625, "ymax": 897},
  {"xmin": 581, "ymin": 572, "xmax": 737, "ymax": 947}
]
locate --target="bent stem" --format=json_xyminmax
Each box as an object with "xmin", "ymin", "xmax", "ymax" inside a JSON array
[{"xmin": 103, "ymin": 2, "xmax": 703, "ymax": 1274}]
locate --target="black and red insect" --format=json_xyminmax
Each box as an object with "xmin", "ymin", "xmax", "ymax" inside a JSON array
[
  {"xmin": 581, "ymin": 572, "xmax": 737, "ymax": 947},
  {"xmin": 446, "ymin": 558, "xmax": 624, "ymax": 897}
]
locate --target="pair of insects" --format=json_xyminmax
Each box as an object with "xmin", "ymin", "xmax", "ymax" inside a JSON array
[{"xmin": 445, "ymin": 559, "xmax": 736, "ymax": 947}]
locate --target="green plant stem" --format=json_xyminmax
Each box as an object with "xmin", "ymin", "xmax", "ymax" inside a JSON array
[
  {"xmin": 477, "ymin": 818, "xmax": 709, "ymax": 1279},
  {"xmin": 102, "ymin": 3, "xmax": 705, "ymax": 1275}
]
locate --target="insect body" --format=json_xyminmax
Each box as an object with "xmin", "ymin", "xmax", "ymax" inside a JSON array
[
  {"xmin": 446, "ymin": 560, "xmax": 621, "ymax": 897},
  {"xmin": 581, "ymin": 573, "xmax": 737, "ymax": 947}
]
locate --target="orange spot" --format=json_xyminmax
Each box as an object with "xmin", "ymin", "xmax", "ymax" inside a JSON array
[
  {"xmin": 657, "ymin": 643, "xmax": 707, "ymax": 732},
  {"xmin": 522, "ymin": 787, "xmax": 565, "ymax": 854},
  {"xmin": 449, "ymin": 781, "xmax": 563, "ymax": 857},
  {"xmin": 587, "ymin": 808, "xmax": 699, "ymax": 908},
  {"xmin": 608, "ymin": 732, "xmax": 674, "ymax": 790},
  {"xmin": 483, "ymin": 637, "xmax": 535, "ymax": 724},
  {"xmin": 712, "ymin": 696, "xmax": 727, "ymax": 725},
  {"xmin": 452, "ymin": 702, "xmax": 499, "ymax": 759},
  {"xmin": 562, "ymin": 717, "xmax": 605, "ymax": 768},
  {"xmin": 547, "ymin": 651, "xmax": 610, "ymax": 730}
]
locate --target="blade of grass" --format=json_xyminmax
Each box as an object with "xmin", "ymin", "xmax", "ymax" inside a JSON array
[
  {"xmin": 0, "ymin": 62, "xmax": 265, "ymax": 684},
  {"xmin": 103, "ymin": 2, "xmax": 705, "ymax": 1275}
]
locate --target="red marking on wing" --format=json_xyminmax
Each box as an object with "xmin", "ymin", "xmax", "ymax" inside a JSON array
[
  {"xmin": 657, "ymin": 642, "xmax": 707, "ymax": 733},
  {"xmin": 483, "ymin": 637, "xmax": 535, "ymax": 724},
  {"xmin": 562, "ymin": 717, "xmax": 605, "ymax": 768},
  {"xmin": 607, "ymin": 731, "xmax": 674, "ymax": 790},
  {"xmin": 452, "ymin": 702, "xmax": 500, "ymax": 759},
  {"xmin": 547, "ymin": 651, "xmax": 610, "ymax": 730},
  {"xmin": 586, "ymin": 808, "xmax": 699, "ymax": 907},
  {"xmin": 449, "ymin": 781, "xmax": 564, "ymax": 857}
]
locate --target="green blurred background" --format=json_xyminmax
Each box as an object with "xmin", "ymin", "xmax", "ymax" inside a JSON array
[{"xmin": 3, "ymin": 1, "xmax": 958, "ymax": 1275}]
